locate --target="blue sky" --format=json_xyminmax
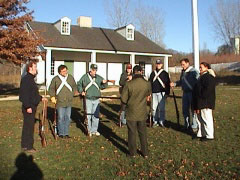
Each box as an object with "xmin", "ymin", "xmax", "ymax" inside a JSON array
[{"xmin": 27, "ymin": 0, "xmax": 219, "ymax": 53}]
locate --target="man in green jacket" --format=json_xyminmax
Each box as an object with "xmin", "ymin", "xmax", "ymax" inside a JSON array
[
  {"xmin": 121, "ymin": 65, "xmax": 152, "ymax": 158},
  {"xmin": 77, "ymin": 64, "xmax": 108, "ymax": 137},
  {"xmin": 48, "ymin": 65, "xmax": 77, "ymax": 138}
]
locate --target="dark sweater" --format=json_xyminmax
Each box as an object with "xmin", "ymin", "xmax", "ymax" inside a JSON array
[
  {"xmin": 193, "ymin": 72, "xmax": 216, "ymax": 110},
  {"xmin": 149, "ymin": 69, "xmax": 170, "ymax": 95},
  {"xmin": 19, "ymin": 73, "xmax": 42, "ymax": 109}
]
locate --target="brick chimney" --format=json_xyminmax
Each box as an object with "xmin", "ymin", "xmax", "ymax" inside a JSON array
[{"xmin": 77, "ymin": 16, "xmax": 92, "ymax": 28}]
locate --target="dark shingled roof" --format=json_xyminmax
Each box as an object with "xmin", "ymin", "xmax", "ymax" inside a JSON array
[{"xmin": 29, "ymin": 21, "xmax": 168, "ymax": 54}]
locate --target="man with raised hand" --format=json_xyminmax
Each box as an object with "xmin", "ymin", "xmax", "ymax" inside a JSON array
[{"xmin": 77, "ymin": 64, "xmax": 108, "ymax": 137}]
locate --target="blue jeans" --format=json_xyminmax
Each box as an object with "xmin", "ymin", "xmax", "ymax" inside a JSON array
[
  {"xmin": 57, "ymin": 106, "xmax": 72, "ymax": 136},
  {"xmin": 86, "ymin": 99, "xmax": 100, "ymax": 133},
  {"xmin": 120, "ymin": 111, "xmax": 126, "ymax": 124},
  {"xmin": 152, "ymin": 92, "xmax": 166, "ymax": 124},
  {"xmin": 182, "ymin": 91, "xmax": 198, "ymax": 129},
  {"xmin": 120, "ymin": 103, "xmax": 126, "ymax": 124}
]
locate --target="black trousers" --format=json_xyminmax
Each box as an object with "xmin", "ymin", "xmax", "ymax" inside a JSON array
[
  {"xmin": 127, "ymin": 120, "xmax": 148, "ymax": 156},
  {"xmin": 21, "ymin": 106, "xmax": 36, "ymax": 149}
]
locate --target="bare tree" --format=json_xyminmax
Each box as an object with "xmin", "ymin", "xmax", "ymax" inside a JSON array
[
  {"xmin": 104, "ymin": 0, "xmax": 132, "ymax": 28},
  {"xmin": 103, "ymin": 0, "xmax": 165, "ymax": 48},
  {"xmin": 134, "ymin": 2, "xmax": 165, "ymax": 48},
  {"xmin": 210, "ymin": 0, "xmax": 240, "ymax": 46}
]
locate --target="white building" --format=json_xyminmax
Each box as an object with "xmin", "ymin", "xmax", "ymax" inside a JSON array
[{"xmin": 27, "ymin": 16, "xmax": 172, "ymax": 86}]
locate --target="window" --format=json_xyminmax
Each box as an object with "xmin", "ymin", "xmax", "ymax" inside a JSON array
[
  {"xmin": 127, "ymin": 28, "xmax": 133, "ymax": 39},
  {"xmin": 116, "ymin": 24, "xmax": 135, "ymax": 40},
  {"xmin": 61, "ymin": 21, "xmax": 70, "ymax": 35},
  {"xmin": 126, "ymin": 27, "xmax": 134, "ymax": 40},
  {"xmin": 51, "ymin": 59, "xmax": 55, "ymax": 75}
]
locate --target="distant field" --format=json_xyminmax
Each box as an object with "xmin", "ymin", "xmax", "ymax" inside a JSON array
[{"xmin": 0, "ymin": 85, "xmax": 239, "ymax": 179}]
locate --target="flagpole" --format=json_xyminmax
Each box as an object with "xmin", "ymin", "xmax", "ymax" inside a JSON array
[{"xmin": 191, "ymin": 0, "xmax": 200, "ymax": 70}]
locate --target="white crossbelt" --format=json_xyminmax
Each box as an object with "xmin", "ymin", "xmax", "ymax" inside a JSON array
[
  {"xmin": 182, "ymin": 66, "xmax": 193, "ymax": 90},
  {"xmin": 153, "ymin": 69, "xmax": 165, "ymax": 88},
  {"xmin": 56, "ymin": 74, "xmax": 72, "ymax": 95},
  {"xmin": 85, "ymin": 73, "xmax": 99, "ymax": 91}
]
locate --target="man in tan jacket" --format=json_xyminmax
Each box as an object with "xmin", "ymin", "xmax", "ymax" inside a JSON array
[
  {"xmin": 121, "ymin": 65, "xmax": 151, "ymax": 158},
  {"xmin": 48, "ymin": 65, "xmax": 77, "ymax": 138}
]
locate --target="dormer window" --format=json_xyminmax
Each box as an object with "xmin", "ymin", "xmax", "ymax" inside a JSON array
[
  {"xmin": 61, "ymin": 21, "xmax": 70, "ymax": 34},
  {"xmin": 116, "ymin": 24, "xmax": 135, "ymax": 41},
  {"xmin": 54, "ymin": 17, "xmax": 71, "ymax": 35},
  {"xmin": 126, "ymin": 24, "xmax": 135, "ymax": 40},
  {"xmin": 127, "ymin": 27, "xmax": 134, "ymax": 40}
]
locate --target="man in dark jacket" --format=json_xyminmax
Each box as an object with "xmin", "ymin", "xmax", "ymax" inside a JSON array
[
  {"xmin": 193, "ymin": 62, "xmax": 216, "ymax": 141},
  {"xmin": 149, "ymin": 59, "xmax": 170, "ymax": 127},
  {"xmin": 170, "ymin": 58, "xmax": 199, "ymax": 131},
  {"xmin": 121, "ymin": 65, "xmax": 151, "ymax": 158},
  {"xmin": 19, "ymin": 61, "xmax": 47, "ymax": 153}
]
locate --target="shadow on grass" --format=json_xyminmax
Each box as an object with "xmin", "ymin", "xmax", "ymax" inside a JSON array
[
  {"xmin": 99, "ymin": 122, "xmax": 129, "ymax": 155},
  {"xmin": 71, "ymin": 101, "xmax": 129, "ymax": 155},
  {"xmin": 10, "ymin": 153, "xmax": 43, "ymax": 180},
  {"xmin": 71, "ymin": 107, "xmax": 88, "ymax": 135},
  {"xmin": 45, "ymin": 106, "xmax": 88, "ymax": 136},
  {"xmin": 100, "ymin": 102, "xmax": 120, "ymax": 125},
  {"xmin": 164, "ymin": 120, "xmax": 194, "ymax": 136}
]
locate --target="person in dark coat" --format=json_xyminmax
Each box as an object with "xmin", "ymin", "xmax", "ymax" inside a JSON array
[
  {"xmin": 149, "ymin": 59, "xmax": 170, "ymax": 127},
  {"xmin": 170, "ymin": 58, "xmax": 199, "ymax": 132},
  {"xmin": 19, "ymin": 61, "xmax": 48, "ymax": 153},
  {"xmin": 121, "ymin": 65, "xmax": 152, "ymax": 158},
  {"xmin": 193, "ymin": 62, "xmax": 216, "ymax": 141}
]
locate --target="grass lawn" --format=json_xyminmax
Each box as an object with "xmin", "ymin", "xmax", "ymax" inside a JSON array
[{"xmin": 0, "ymin": 86, "xmax": 239, "ymax": 179}]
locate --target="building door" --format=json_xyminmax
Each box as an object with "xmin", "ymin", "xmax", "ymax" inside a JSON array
[{"xmin": 64, "ymin": 61, "xmax": 74, "ymax": 76}]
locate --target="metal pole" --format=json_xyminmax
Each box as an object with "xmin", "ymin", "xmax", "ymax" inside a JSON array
[{"xmin": 191, "ymin": 0, "xmax": 200, "ymax": 70}]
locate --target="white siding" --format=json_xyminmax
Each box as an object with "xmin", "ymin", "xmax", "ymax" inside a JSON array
[
  {"xmin": 95, "ymin": 63, "xmax": 107, "ymax": 80},
  {"xmin": 108, "ymin": 63, "xmax": 122, "ymax": 85},
  {"xmin": 74, "ymin": 62, "xmax": 86, "ymax": 82},
  {"xmin": 36, "ymin": 61, "xmax": 45, "ymax": 84},
  {"xmin": 145, "ymin": 64, "xmax": 152, "ymax": 79}
]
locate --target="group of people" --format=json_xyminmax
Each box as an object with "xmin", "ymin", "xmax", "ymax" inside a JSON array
[
  {"xmin": 19, "ymin": 63, "xmax": 107, "ymax": 153},
  {"xmin": 48, "ymin": 63, "xmax": 108, "ymax": 138},
  {"xmin": 19, "ymin": 58, "xmax": 216, "ymax": 157},
  {"xmin": 171, "ymin": 58, "xmax": 216, "ymax": 142},
  {"xmin": 118, "ymin": 58, "xmax": 216, "ymax": 157}
]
